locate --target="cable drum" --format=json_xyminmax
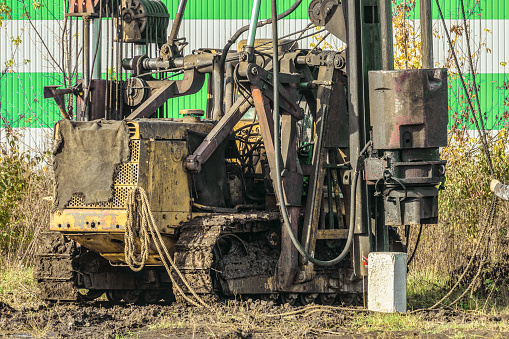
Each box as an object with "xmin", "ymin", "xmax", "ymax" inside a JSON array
[{"xmin": 115, "ymin": 0, "xmax": 169, "ymax": 46}]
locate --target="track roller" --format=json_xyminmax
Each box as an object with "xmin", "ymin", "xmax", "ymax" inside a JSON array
[{"xmin": 299, "ymin": 293, "xmax": 318, "ymax": 305}]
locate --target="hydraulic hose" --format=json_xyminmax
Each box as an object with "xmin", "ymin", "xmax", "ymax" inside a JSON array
[
  {"xmin": 218, "ymin": 0, "xmax": 303, "ymax": 80},
  {"xmin": 271, "ymin": 0, "xmax": 369, "ymax": 267}
]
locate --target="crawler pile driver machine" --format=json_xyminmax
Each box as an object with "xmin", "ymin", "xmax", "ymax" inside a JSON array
[{"xmin": 37, "ymin": 0, "xmax": 448, "ymax": 305}]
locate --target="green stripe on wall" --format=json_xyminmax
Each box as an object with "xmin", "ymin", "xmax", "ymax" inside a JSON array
[
  {"xmin": 2, "ymin": 72, "xmax": 508, "ymax": 130},
  {"xmin": 448, "ymin": 73, "xmax": 509, "ymax": 130},
  {"xmin": 10, "ymin": 0, "xmax": 507, "ymax": 21},
  {"xmin": 414, "ymin": 0, "xmax": 509, "ymax": 20},
  {"xmin": 0, "ymin": 72, "xmax": 209, "ymax": 128},
  {"xmin": 8, "ymin": 0, "xmax": 314, "ymax": 21}
]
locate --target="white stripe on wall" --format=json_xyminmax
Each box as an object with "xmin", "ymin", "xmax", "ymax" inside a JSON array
[{"xmin": 2, "ymin": 19, "xmax": 507, "ymax": 74}]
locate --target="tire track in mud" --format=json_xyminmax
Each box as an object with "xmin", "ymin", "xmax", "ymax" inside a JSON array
[{"xmin": 2, "ymin": 300, "xmax": 509, "ymax": 339}]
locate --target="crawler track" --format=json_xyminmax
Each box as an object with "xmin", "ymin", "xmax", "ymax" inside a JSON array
[
  {"xmin": 34, "ymin": 213, "xmax": 363, "ymax": 306},
  {"xmin": 173, "ymin": 212, "xmax": 279, "ymax": 304},
  {"xmin": 33, "ymin": 231, "xmax": 79, "ymax": 301}
]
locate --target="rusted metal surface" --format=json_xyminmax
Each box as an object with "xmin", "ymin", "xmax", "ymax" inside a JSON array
[
  {"xmin": 43, "ymin": 86, "xmax": 72, "ymax": 119},
  {"xmin": 185, "ymin": 96, "xmax": 253, "ymax": 172},
  {"xmin": 308, "ymin": 0, "xmax": 346, "ymax": 43},
  {"xmin": 50, "ymin": 209, "xmax": 128, "ymax": 232},
  {"xmin": 127, "ymin": 69, "xmax": 206, "ymax": 119},
  {"xmin": 368, "ymin": 68, "xmax": 448, "ymax": 150},
  {"xmin": 67, "ymin": 0, "xmax": 102, "ymax": 16},
  {"xmin": 116, "ymin": 0, "xmax": 169, "ymax": 46}
]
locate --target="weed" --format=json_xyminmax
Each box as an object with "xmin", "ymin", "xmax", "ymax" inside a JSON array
[{"xmin": 0, "ymin": 263, "xmax": 38, "ymax": 307}]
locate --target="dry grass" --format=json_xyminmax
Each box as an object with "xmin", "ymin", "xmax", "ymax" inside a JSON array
[
  {"xmin": 140, "ymin": 300, "xmax": 509, "ymax": 338},
  {"xmin": 0, "ymin": 134, "xmax": 53, "ymax": 307}
]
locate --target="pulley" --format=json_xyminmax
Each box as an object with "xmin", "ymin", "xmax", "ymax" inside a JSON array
[
  {"xmin": 115, "ymin": 0, "xmax": 169, "ymax": 46},
  {"xmin": 123, "ymin": 77, "xmax": 148, "ymax": 107},
  {"xmin": 308, "ymin": 0, "xmax": 346, "ymax": 43}
]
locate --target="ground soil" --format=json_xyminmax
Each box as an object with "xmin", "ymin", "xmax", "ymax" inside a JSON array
[{"xmin": 2, "ymin": 299, "xmax": 509, "ymax": 338}]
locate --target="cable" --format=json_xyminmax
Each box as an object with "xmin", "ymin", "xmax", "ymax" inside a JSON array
[
  {"xmin": 218, "ymin": 0, "xmax": 303, "ymax": 73},
  {"xmin": 435, "ymin": 0, "xmax": 494, "ymax": 175},
  {"xmin": 406, "ymin": 224, "xmax": 422, "ymax": 267},
  {"xmin": 460, "ymin": 0, "xmax": 488, "ymax": 134}
]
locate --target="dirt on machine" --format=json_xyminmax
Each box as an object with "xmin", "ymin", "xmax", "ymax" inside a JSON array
[{"xmin": 37, "ymin": 0, "xmax": 448, "ymax": 306}]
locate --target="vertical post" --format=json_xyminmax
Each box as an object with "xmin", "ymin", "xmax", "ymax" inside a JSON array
[
  {"xmin": 224, "ymin": 63, "xmax": 234, "ymax": 113},
  {"xmin": 83, "ymin": 15, "xmax": 91, "ymax": 121},
  {"xmin": 212, "ymin": 56, "xmax": 224, "ymax": 120},
  {"xmin": 345, "ymin": 0, "xmax": 365, "ymax": 233},
  {"xmin": 420, "ymin": 0, "xmax": 433, "ymax": 68},
  {"xmin": 380, "ymin": 0, "xmax": 394, "ymax": 70},
  {"xmin": 246, "ymin": 0, "xmax": 262, "ymax": 49},
  {"xmin": 168, "ymin": 0, "xmax": 188, "ymax": 42},
  {"xmin": 92, "ymin": 18, "xmax": 102, "ymax": 80}
]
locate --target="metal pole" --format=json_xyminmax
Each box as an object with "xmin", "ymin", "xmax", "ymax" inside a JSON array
[
  {"xmin": 345, "ymin": 0, "xmax": 365, "ymax": 233},
  {"xmin": 168, "ymin": 0, "xmax": 188, "ymax": 41},
  {"xmin": 92, "ymin": 18, "xmax": 102, "ymax": 79},
  {"xmin": 224, "ymin": 62, "xmax": 234, "ymax": 113},
  {"xmin": 246, "ymin": 0, "xmax": 262, "ymax": 48},
  {"xmin": 83, "ymin": 15, "xmax": 91, "ymax": 121},
  {"xmin": 380, "ymin": 0, "xmax": 394, "ymax": 70},
  {"xmin": 421, "ymin": 0, "xmax": 433, "ymax": 68},
  {"xmin": 212, "ymin": 56, "xmax": 224, "ymax": 120}
]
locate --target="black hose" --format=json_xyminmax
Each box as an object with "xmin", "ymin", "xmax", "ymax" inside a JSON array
[
  {"xmin": 217, "ymin": 0, "xmax": 303, "ymax": 96},
  {"xmin": 407, "ymin": 224, "xmax": 423, "ymax": 267},
  {"xmin": 271, "ymin": 0, "xmax": 367, "ymax": 266}
]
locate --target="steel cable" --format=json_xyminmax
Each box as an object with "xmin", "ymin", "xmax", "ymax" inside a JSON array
[
  {"xmin": 435, "ymin": 0, "xmax": 494, "ymax": 175},
  {"xmin": 425, "ymin": 0, "xmax": 499, "ymax": 310}
]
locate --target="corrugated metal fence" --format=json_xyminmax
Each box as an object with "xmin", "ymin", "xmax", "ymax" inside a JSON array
[{"xmin": 0, "ymin": 0, "xmax": 507, "ymax": 152}]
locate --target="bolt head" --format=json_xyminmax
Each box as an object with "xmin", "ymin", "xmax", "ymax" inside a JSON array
[{"xmin": 251, "ymin": 67, "xmax": 258, "ymax": 75}]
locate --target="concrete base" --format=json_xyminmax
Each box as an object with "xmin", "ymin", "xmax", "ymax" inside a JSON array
[{"xmin": 367, "ymin": 252, "xmax": 407, "ymax": 313}]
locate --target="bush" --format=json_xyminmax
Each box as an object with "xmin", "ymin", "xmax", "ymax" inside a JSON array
[{"xmin": 0, "ymin": 128, "xmax": 52, "ymax": 263}]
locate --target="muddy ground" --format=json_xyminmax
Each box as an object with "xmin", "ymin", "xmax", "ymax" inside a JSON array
[{"xmin": 2, "ymin": 299, "xmax": 509, "ymax": 338}]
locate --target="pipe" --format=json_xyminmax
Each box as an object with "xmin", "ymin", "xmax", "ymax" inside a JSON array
[
  {"xmin": 380, "ymin": 0, "xmax": 394, "ymax": 70},
  {"xmin": 271, "ymin": 0, "xmax": 365, "ymax": 267},
  {"xmin": 246, "ymin": 0, "xmax": 262, "ymax": 48},
  {"xmin": 345, "ymin": 0, "xmax": 366, "ymax": 234},
  {"xmin": 168, "ymin": 0, "xmax": 188, "ymax": 42},
  {"xmin": 83, "ymin": 15, "xmax": 91, "ymax": 121},
  {"xmin": 420, "ymin": 0, "xmax": 433, "ymax": 68},
  {"xmin": 92, "ymin": 18, "xmax": 102, "ymax": 79},
  {"xmin": 224, "ymin": 62, "xmax": 234, "ymax": 113},
  {"xmin": 212, "ymin": 56, "xmax": 224, "ymax": 120},
  {"xmin": 218, "ymin": 0, "xmax": 303, "ymax": 102}
]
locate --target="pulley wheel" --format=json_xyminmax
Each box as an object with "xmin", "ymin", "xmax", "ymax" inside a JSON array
[{"xmin": 123, "ymin": 77, "xmax": 147, "ymax": 107}]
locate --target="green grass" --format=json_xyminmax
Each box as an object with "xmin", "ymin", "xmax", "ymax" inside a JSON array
[
  {"xmin": 0, "ymin": 264, "xmax": 38, "ymax": 307},
  {"xmin": 406, "ymin": 268, "xmax": 509, "ymax": 312}
]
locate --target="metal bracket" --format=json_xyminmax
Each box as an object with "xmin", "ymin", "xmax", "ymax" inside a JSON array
[{"xmin": 245, "ymin": 63, "xmax": 303, "ymax": 120}]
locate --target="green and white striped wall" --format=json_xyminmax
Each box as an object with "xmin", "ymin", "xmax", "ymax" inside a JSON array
[{"xmin": 0, "ymin": 0, "xmax": 508, "ymax": 151}]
